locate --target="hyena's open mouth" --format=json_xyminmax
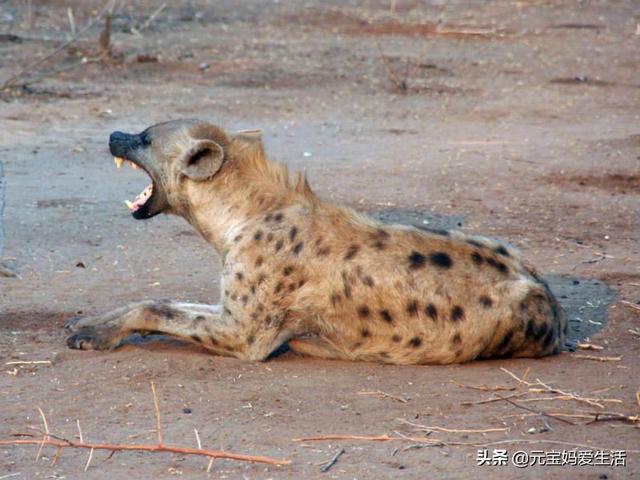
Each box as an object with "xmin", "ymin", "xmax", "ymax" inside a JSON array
[
  {"xmin": 112, "ymin": 155, "xmax": 154, "ymax": 216},
  {"xmin": 109, "ymin": 129, "xmax": 169, "ymax": 220}
]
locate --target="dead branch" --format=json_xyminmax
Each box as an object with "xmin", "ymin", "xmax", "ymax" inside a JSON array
[
  {"xmin": 451, "ymin": 380, "xmax": 516, "ymax": 392},
  {"xmin": 518, "ymin": 395, "xmax": 622, "ymax": 405},
  {"xmin": 493, "ymin": 395, "xmax": 576, "ymax": 425},
  {"xmin": 0, "ymin": 437, "xmax": 290, "ymax": 466},
  {"xmin": 320, "ymin": 448, "xmax": 345, "ymax": 473},
  {"xmin": 586, "ymin": 412, "xmax": 640, "ymax": 425},
  {"xmin": 150, "ymin": 381, "xmax": 163, "ymax": 445},
  {"xmin": 461, "ymin": 392, "xmax": 528, "ymax": 406},
  {"xmin": 572, "ymin": 354, "xmax": 622, "ymax": 362},
  {"xmin": 5, "ymin": 360, "xmax": 51, "ymax": 366},
  {"xmin": 0, "ymin": 383, "xmax": 290, "ymax": 469},
  {"xmin": 576, "ymin": 343, "xmax": 604, "ymax": 351},
  {"xmin": 397, "ymin": 419, "xmax": 509, "ymax": 434},
  {"xmin": 358, "ymin": 390, "xmax": 408, "ymax": 403}
]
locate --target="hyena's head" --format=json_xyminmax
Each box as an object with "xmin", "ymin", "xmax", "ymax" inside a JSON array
[{"xmin": 109, "ymin": 119, "xmax": 257, "ymax": 220}]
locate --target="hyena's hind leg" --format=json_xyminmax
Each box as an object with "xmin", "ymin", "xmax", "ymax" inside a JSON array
[
  {"xmin": 288, "ymin": 337, "xmax": 350, "ymax": 361},
  {"xmin": 65, "ymin": 301, "xmax": 284, "ymax": 360}
]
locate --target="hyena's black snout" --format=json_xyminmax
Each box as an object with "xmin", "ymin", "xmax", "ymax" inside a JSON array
[{"xmin": 109, "ymin": 131, "xmax": 146, "ymax": 158}]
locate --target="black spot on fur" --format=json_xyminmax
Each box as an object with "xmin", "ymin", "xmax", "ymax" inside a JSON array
[
  {"xmin": 373, "ymin": 240, "xmax": 386, "ymax": 250},
  {"xmin": 451, "ymin": 305, "xmax": 465, "ymax": 322},
  {"xmin": 430, "ymin": 252, "xmax": 453, "ymax": 268},
  {"xmin": 265, "ymin": 314, "xmax": 273, "ymax": 326},
  {"xmin": 318, "ymin": 246, "xmax": 331, "ymax": 256},
  {"xmin": 467, "ymin": 239, "xmax": 483, "ymax": 248},
  {"xmin": 273, "ymin": 213, "xmax": 284, "ymax": 222},
  {"xmin": 344, "ymin": 244, "xmax": 360, "ymax": 260},
  {"xmin": 264, "ymin": 214, "xmax": 273, "ymax": 222},
  {"xmin": 330, "ymin": 293, "xmax": 341, "ymax": 306},
  {"xmin": 362, "ymin": 276, "xmax": 375, "ymax": 287},
  {"xmin": 451, "ymin": 333, "xmax": 462, "ymax": 346},
  {"xmin": 195, "ymin": 315, "xmax": 206, "ymax": 322},
  {"xmin": 233, "ymin": 234, "xmax": 242, "ymax": 242},
  {"xmin": 289, "ymin": 226, "xmax": 298, "ymax": 241},
  {"xmin": 274, "ymin": 281, "xmax": 284, "ymax": 294},
  {"xmin": 241, "ymin": 295, "xmax": 249, "ymax": 305},
  {"xmin": 224, "ymin": 307, "xmax": 232, "ymax": 316},
  {"xmin": 495, "ymin": 245, "xmax": 510, "ymax": 257},
  {"xmin": 343, "ymin": 284, "xmax": 352, "ymax": 299},
  {"xmin": 497, "ymin": 330, "xmax": 514, "ymax": 353},
  {"xmin": 257, "ymin": 274, "xmax": 267, "ymax": 284},
  {"xmin": 486, "ymin": 257, "xmax": 508, "ymax": 274},
  {"xmin": 408, "ymin": 336, "xmax": 422, "ymax": 348},
  {"xmin": 292, "ymin": 242, "xmax": 304, "ymax": 255},
  {"xmin": 147, "ymin": 304, "xmax": 177, "ymax": 320},
  {"xmin": 408, "ymin": 251, "xmax": 426, "ymax": 269},
  {"xmin": 406, "ymin": 300, "xmax": 419, "ymax": 317},
  {"xmin": 230, "ymin": 293, "xmax": 237, "ymax": 301},
  {"xmin": 471, "ymin": 252, "xmax": 484, "ymax": 265},
  {"xmin": 235, "ymin": 272, "xmax": 244, "ymax": 281},
  {"xmin": 190, "ymin": 334, "xmax": 202, "ymax": 343},
  {"xmin": 375, "ymin": 229, "xmax": 390, "ymax": 239},
  {"xmin": 526, "ymin": 319, "xmax": 550, "ymax": 342},
  {"xmin": 379, "ymin": 309, "xmax": 394, "ymax": 323},
  {"xmin": 425, "ymin": 303, "xmax": 438, "ymax": 320},
  {"xmin": 298, "ymin": 279, "xmax": 306, "ymax": 288},
  {"xmin": 479, "ymin": 295, "xmax": 493, "ymax": 308},
  {"xmin": 288, "ymin": 283, "xmax": 296, "ymax": 292},
  {"xmin": 391, "ymin": 334, "xmax": 402, "ymax": 343},
  {"xmin": 275, "ymin": 239, "xmax": 284, "ymax": 251},
  {"xmin": 360, "ymin": 328, "xmax": 371, "ymax": 338},
  {"xmin": 247, "ymin": 334, "xmax": 255, "ymax": 345},
  {"xmin": 255, "ymin": 256, "xmax": 264, "ymax": 267},
  {"xmin": 266, "ymin": 233, "xmax": 273, "ymax": 242},
  {"xmin": 209, "ymin": 335, "xmax": 219, "ymax": 346},
  {"xmin": 283, "ymin": 265, "xmax": 294, "ymax": 276},
  {"xmin": 357, "ymin": 305, "xmax": 370, "ymax": 318},
  {"xmin": 254, "ymin": 231, "xmax": 263, "ymax": 241}
]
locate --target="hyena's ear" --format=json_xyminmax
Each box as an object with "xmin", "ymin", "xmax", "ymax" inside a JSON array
[{"xmin": 180, "ymin": 139, "xmax": 224, "ymax": 181}]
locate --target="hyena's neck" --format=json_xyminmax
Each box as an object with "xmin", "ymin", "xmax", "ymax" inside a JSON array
[{"xmin": 184, "ymin": 161, "xmax": 314, "ymax": 253}]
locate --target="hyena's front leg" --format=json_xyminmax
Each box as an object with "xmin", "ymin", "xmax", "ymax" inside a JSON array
[{"xmin": 64, "ymin": 301, "xmax": 285, "ymax": 360}]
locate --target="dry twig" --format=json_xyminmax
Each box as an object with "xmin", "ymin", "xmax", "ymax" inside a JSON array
[
  {"xmin": 397, "ymin": 419, "xmax": 509, "ymax": 434},
  {"xmin": 320, "ymin": 448, "xmax": 345, "ymax": 473},
  {"xmin": 358, "ymin": 390, "xmax": 408, "ymax": 403},
  {"xmin": 572, "ymin": 354, "xmax": 622, "ymax": 362},
  {"xmin": 451, "ymin": 380, "xmax": 516, "ymax": 392}
]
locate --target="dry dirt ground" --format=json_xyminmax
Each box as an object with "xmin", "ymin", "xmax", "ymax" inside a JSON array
[{"xmin": 1, "ymin": 1, "xmax": 639, "ymax": 478}]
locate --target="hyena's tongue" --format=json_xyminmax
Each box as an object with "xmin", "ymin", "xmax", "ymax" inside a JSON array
[{"xmin": 125, "ymin": 184, "xmax": 153, "ymax": 212}]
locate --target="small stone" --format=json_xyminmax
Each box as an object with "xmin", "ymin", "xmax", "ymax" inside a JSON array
[
  {"xmin": 527, "ymin": 427, "xmax": 536, "ymax": 434},
  {"xmin": 182, "ymin": 407, "xmax": 192, "ymax": 414}
]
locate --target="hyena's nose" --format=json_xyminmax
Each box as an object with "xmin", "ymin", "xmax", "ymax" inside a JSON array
[{"xmin": 109, "ymin": 131, "xmax": 139, "ymax": 157}]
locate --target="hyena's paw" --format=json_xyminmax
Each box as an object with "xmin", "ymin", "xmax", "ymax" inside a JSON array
[
  {"xmin": 64, "ymin": 316, "xmax": 83, "ymax": 333},
  {"xmin": 64, "ymin": 314, "xmax": 113, "ymax": 333},
  {"xmin": 66, "ymin": 326, "xmax": 121, "ymax": 351}
]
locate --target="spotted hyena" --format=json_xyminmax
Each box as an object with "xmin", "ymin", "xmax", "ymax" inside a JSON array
[{"xmin": 65, "ymin": 119, "xmax": 566, "ymax": 364}]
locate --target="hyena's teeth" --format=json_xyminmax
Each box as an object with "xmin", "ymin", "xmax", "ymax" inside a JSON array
[
  {"xmin": 124, "ymin": 200, "xmax": 134, "ymax": 210},
  {"xmin": 128, "ymin": 161, "xmax": 140, "ymax": 170},
  {"xmin": 114, "ymin": 157, "xmax": 124, "ymax": 169}
]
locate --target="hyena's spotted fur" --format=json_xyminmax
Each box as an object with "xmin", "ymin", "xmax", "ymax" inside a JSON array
[{"xmin": 65, "ymin": 119, "xmax": 566, "ymax": 364}]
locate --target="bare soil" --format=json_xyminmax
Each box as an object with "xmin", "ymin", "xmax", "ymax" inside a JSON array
[{"xmin": 1, "ymin": 1, "xmax": 639, "ymax": 479}]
